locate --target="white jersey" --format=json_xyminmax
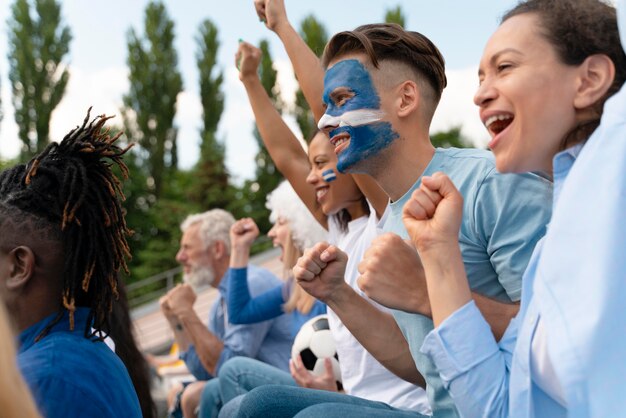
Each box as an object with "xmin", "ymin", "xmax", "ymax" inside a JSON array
[{"xmin": 327, "ymin": 204, "xmax": 431, "ymax": 414}]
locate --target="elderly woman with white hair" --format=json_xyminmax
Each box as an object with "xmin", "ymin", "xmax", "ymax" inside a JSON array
[
  {"xmin": 227, "ymin": 180, "xmax": 328, "ymax": 336},
  {"xmin": 196, "ymin": 181, "xmax": 329, "ymax": 418}
]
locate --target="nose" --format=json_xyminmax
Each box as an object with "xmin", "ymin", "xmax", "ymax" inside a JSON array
[
  {"xmin": 318, "ymin": 113, "xmax": 340, "ymax": 136},
  {"xmin": 176, "ymin": 248, "xmax": 185, "ymax": 263},
  {"xmin": 474, "ymin": 77, "xmax": 497, "ymax": 108},
  {"xmin": 268, "ymin": 224, "xmax": 277, "ymax": 238},
  {"xmin": 306, "ymin": 167, "xmax": 320, "ymax": 185}
]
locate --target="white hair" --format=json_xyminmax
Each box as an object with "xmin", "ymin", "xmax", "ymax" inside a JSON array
[
  {"xmin": 266, "ymin": 181, "xmax": 327, "ymax": 250},
  {"xmin": 180, "ymin": 209, "xmax": 235, "ymax": 254}
]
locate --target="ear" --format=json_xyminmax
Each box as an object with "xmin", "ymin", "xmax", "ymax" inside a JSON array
[
  {"xmin": 574, "ymin": 54, "xmax": 615, "ymax": 110},
  {"xmin": 6, "ymin": 246, "xmax": 36, "ymax": 290},
  {"xmin": 212, "ymin": 240, "xmax": 226, "ymax": 260},
  {"xmin": 396, "ymin": 80, "xmax": 420, "ymax": 118}
]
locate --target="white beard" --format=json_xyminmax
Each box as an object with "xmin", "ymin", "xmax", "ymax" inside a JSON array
[{"xmin": 183, "ymin": 265, "xmax": 216, "ymax": 291}]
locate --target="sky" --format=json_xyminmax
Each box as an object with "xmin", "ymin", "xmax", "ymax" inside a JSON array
[{"xmin": 0, "ymin": 0, "xmax": 519, "ymax": 184}]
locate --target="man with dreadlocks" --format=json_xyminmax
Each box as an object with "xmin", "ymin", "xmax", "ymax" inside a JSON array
[{"xmin": 0, "ymin": 109, "xmax": 142, "ymax": 418}]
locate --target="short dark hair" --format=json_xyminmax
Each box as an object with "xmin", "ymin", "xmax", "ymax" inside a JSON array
[
  {"xmin": 0, "ymin": 108, "xmax": 133, "ymax": 340},
  {"xmin": 503, "ymin": 0, "xmax": 626, "ymax": 146},
  {"xmin": 322, "ymin": 23, "xmax": 447, "ymax": 102}
]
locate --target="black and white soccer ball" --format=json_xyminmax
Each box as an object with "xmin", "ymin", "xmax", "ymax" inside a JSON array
[{"xmin": 291, "ymin": 314, "xmax": 342, "ymax": 385}]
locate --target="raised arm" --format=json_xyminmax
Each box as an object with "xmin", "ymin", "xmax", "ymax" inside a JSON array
[
  {"xmin": 253, "ymin": 0, "xmax": 389, "ymax": 217},
  {"xmin": 254, "ymin": 0, "xmax": 325, "ymax": 121},
  {"xmin": 227, "ymin": 218, "xmax": 285, "ymax": 324},
  {"xmin": 236, "ymin": 42, "xmax": 326, "ymax": 227}
]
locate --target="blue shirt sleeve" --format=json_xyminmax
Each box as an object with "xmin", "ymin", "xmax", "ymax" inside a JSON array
[
  {"xmin": 179, "ymin": 345, "xmax": 213, "ymax": 381},
  {"xmin": 421, "ymin": 300, "xmax": 517, "ymax": 418},
  {"xmin": 473, "ymin": 170, "xmax": 552, "ymax": 301},
  {"xmin": 227, "ymin": 267, "xmax": 286, "ymax": 324}
]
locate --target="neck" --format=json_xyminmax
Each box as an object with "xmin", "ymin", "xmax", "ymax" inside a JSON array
[
  {"xmin": 373, "ymin": 131, "xmax": 435, "ymax": 201},
  {"xmin": 345, "ymin": 199, "xmax": 368, "ymax": 221},
  {"xmin": 10, "ymin": 288, "xmax": 62, "ymax": 333},
  {"xmin": 212, "ymin": 258, "xmax": 230, "ymax": 287}
]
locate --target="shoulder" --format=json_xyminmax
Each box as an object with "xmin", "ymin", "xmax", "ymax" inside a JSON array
[{"xmin": 19, "ymin": 336, "xmax": 139, "ymax": 417}]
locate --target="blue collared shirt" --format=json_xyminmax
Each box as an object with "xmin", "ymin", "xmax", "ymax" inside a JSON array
[
  {"xmin": 180, "ymin": 264, "xmax": 293, "ymax": 380},
  {"xmin": 18, "ymin": 307, "xmax": 142, "ymax": 418},
  {"xmin": 421, "ymin": 50, "xmax": 626, "ymax": 417},
  {"xmin": 381, "ymin": 147, "xmax": 552, "ymax": 417}
]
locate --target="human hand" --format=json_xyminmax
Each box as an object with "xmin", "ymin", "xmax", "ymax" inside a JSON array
[
  {"xmin": 230, "ymin": 218, "xmax": 259, "ymax": 250},
  {"xmin": 253, "ymin": 0, "xmax": 289, "ymax": 33},
  {"xmin": 235, "ymin": 41, "xmax": 262, "ymax": 81},
  {"xmin": 357, "ymin": 233, "xmax": 431, "ymax": 317},
  {"xmin": 293, "ymin": 242, "xmax": 350, "ymax": 303},
  {"xmin": 402, "ymin": 172, "xmax": 463, "ymax": 254},
  {"xmin": 159, "ymin": 294, "xmax": 177, "ymax": 321},
  {"xmin": 166, "ymin": 284, "xmax": 197, "ymax": 316},
  {"xmin": 290, "ymin": 355, "xmax": 338, "ymax": 392}
]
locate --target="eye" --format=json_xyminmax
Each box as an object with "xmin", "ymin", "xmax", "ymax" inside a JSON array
[{"xmin": 496, "ymin": 62, "xmax": 513, "ymax": 73}]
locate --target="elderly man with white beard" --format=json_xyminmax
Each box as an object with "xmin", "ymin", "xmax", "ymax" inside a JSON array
[{"xmin": 159, "ymin": 209, "xmax": 293, "ymax": 417}]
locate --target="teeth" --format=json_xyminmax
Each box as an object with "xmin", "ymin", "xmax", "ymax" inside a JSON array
[
  {"xmin": 316, "ymin": 188, "xmax": 328, "ymax": 199},
  {"xmin": 333, "ymin": 137, "xmax": 349, "ymax": 147},
  {"xmin": 485, "ymin": 114, "xmax": 512, "ymax": 128}
]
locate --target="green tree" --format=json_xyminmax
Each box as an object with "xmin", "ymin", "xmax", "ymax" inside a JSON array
[
  {"xmin": 190, "ymin": 19, "xmax": 233, "ymax": 210},
  {"xmin": 294, "ymin": 15, "xmax": 328, "ymax": 142},
  {"xmin": 123, "ymin": 0, "xmax": 183, "ymax": 197},
  {"xmin": 385, "ymin": 5, "xmax": 406, "ymax": 28},
  {"xmin": 7, "ymin": 0, "xmax": 71, "ymax": 159},
  {"xmin": 431, "ymin": 126, "xmax": 472, "ymax": 149}
]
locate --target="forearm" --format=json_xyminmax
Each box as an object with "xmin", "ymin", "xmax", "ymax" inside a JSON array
[
  {"xmin": 241, "ymin": 76, "xmax": 309, "ymax": 172},
  {"xmin": 473, "ymin": 293, "xmax": 519, "ymax": 341},
  {"xmin": 274, "ymin": 22, "xmax": 326, "ymax": 121},
  {"xmin": 230, "ymin": 245, "xmax": 251, "ymax": 268},
  {"xmin": 165, "ymin": 315, "xmax": 193, "ymax": 351},
  {"xmin": 177, "ymin": 310, "xmax": 224, "ymax": 375},
  {"xmin": 327, "ymin": 284, "xmax": 425, "ymax": 387},
  {"xmin": 419, "ymin": 243, "xmax": 472, "ymax": 329}
]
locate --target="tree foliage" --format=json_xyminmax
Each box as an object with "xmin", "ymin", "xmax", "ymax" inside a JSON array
[
  {"xmin": 385, "ymin": 5, "xmax": 406, "ymax": 28},
  {"xmin": 190, "ymin": 19, "xmax": 233, "ymax": 210},
  {"xmin": 431, "ymin": 126, "xmax": 472, "ymax": 149},
  {"xmin": 123, "ymin": 0, "xmax": 183, "ymax": 197},
  {"xmin": 294, "ymin": 15, "xmax": 328, "ymax": 142},
  {"xmin": 7, "ymin": 0, "xmax": 71, "ymax": 159}
]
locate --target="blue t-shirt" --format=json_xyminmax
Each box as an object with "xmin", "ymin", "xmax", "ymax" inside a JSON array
[
  {"xmin": 382, "ymin": 147, "xmax": 552, "ymax": 417},
  {"xmin": 18, "ymin": 307, "xmax": 142, "ymax": 418},
  {"xmin": 227, "ymin": 267, "xmax": 326, "ymax": 338},
  {"xmin": 180, "ymin": 264, "xmax": 294, "ymax": 380}
]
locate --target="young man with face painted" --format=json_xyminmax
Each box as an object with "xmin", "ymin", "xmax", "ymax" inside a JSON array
[{"xmin": 237, "ymin": 11, "xmax": 553, "ymax": 418}]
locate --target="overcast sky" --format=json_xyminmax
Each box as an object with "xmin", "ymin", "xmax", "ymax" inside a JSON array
[{"xmin": 0, "ymin": 0, "xmax": 519, "ymax": 183}]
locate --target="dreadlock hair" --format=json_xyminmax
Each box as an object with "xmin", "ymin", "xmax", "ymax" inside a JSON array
[{"xmin": 0, "ymin": 107, "xmax": 133, "ymax": 340}]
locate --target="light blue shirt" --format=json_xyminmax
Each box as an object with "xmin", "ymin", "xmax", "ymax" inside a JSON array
[
  {"xmin": 180, "ymin": 264, "xmax": 293, "ymax": 380},
  {"xmin": 421, "ymin": 7, "xmax": 626, "ymax": 416},
  {"xmin": 382, "ymin": 147, "xmax": 552, "ymax": 417}
]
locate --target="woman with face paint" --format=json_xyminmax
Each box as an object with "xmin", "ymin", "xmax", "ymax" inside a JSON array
[
  {"xmin": 233, "ymin": 22, "xmax": 431, "ymax": 414},
  {"xmin": 403, "ymin": 0, "xmax": 626, "ymax": 416}
]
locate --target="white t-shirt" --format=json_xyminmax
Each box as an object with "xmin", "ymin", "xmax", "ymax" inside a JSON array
[{"xmin": 327, "ymin": 204, "xmax": 431, "ymax": 414}]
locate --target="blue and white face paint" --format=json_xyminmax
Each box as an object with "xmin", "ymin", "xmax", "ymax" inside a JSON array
[
  {"xmin": 321, "ymin": 169, "xmax": 337, "ymax": 182},
  {"xmin": 319, "ymin": 59, "xmax": 399, "ymax": 173}
]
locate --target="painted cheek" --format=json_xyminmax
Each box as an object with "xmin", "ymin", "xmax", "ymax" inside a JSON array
[
  {"xmin": 335, "ymin": 122, "xmax": 399, "ymax": 173},
  {"xmin": 321, "ymin": 169, "xmax": 337, "ymax": 182}
]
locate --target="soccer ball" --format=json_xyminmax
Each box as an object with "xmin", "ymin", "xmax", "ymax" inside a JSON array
[{"xmin": 291, "ymin": 315, "xmax": 342, "ymax": 386}]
